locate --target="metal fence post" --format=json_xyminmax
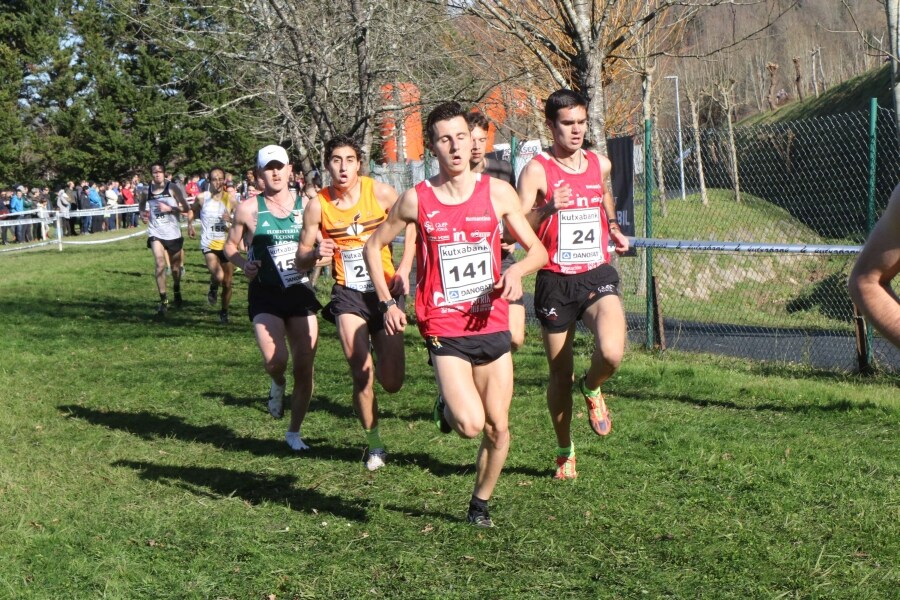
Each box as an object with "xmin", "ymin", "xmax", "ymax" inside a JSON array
[
  {"xmin": 510, "ymin": 135, "xmax": 519, "ymax": 175},
  {"xmin": 861, "ymin": 98, "xmax": 878, "ymax": 370},
  {"xmin": 644, "ymin": 119, "xmax": 654, "ymax": 349}
]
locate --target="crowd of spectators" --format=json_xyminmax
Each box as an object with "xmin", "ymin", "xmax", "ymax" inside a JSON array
[{"xmin": 0, "ymin": 167, "xmax": 320, "ymax": 245}]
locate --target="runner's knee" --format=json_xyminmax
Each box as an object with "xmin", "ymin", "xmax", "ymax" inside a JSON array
[
  {"xmin": 376, "ymin": 365, "xmax": 403, "ymax": 393},
  {"xmin": 454, "ymin": 410, "xmax": 485, "ymax": 439},
  {"xmin": 595, "ymin": 341, "xmax": 623, "ymax": 372},
  {"xmin": 262, "ymin": 351, "xmax": 289, "ymax": 377},
  {"xmin": 510, "ymin": 331, "xmax": 525, "ymax": 353},
  {"xmin": 482, "ymin": 421, "xmax": 510, "ymax": 448}
]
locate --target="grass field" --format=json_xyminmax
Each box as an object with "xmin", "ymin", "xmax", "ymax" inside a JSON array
[{"xmin": 1, "ymin": 235, "xmax": 898, "ymax": 599}]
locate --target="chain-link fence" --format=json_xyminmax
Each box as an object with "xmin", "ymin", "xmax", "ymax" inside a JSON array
[
  {"xmin": 372, "ymin": 105, "xmax": 900, "ymax": 373},
  {"xmin": 628, "ymin": 105, "xmax": 899, "ymax": 373}
]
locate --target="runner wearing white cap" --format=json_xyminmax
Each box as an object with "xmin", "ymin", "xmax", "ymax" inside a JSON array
[{"xmin": 224, "ymin": 145, "xmax": 322, "ymax": 452}]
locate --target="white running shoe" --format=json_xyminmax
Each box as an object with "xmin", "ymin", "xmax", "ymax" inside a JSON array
[
  {"xmin": 365, "ymin": 448, "xmax": 387, "ymax": 471},
  {"xmin": 285, "ymin": 431, "xmax": 309, "ymax": 451},
  {"xmin": 267, "ymin": 380, "xmax": 285, "ymax": 419}
]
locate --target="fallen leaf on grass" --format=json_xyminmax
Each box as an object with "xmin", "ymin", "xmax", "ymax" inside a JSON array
[
  {"xmin": 421, "ymin": 524, "xmax": 434, "ymax": 533},
  {"xmin": 517, "ymin": 481, "xmax": 532, "ymax": 487}
]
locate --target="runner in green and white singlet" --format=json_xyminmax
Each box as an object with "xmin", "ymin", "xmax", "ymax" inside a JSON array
[{"xmin": 225, "ymin": 145, "xmax": 322, "ymax": 453}]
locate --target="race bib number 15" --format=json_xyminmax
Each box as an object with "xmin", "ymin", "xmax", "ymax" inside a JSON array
[{"xmin": 268, "ymin": 242, "xmax": 303, "ymax": 288}]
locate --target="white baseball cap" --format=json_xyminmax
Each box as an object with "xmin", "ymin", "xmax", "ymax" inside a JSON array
[{"xmin": 256, "ymin": 145, "xmax": 289, "ymax": 169}]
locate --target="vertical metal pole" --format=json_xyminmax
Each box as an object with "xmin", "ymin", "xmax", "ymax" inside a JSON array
[
  {"xmin": 510, "ymin": 135, "xmax": 519, "ymax": 178},
  {"xmin": 867, "ymin": 98, "xmax": 878, "ymax": 233},
  {"xmin": 666, "ymin": 75, "xmax": 686, "ymax": 200},
  {"xmin": 644, "ymin": 119, "xmax": 654, "ymax": 349},
  {"xmin": 863, "ymin": 97, "xmax": 878, "ymax": 368}
]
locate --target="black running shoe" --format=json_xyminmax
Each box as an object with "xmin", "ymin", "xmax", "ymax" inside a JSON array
[
  {"xmin": 156, "ymin": 300, "xmax": 168, "ymax": 316},
  {"xmin": 433, "ymin": 394, "xmax": 452, "ymax": 434},
  {"xmin": 467, "ymin": 505, "xmax": 494, "ymax": 528},
  {"xmin": 207, "ymin": 286, "xmax": 218, "ymax": 306},
  {"xmin": 219, "ymin": 310, "xmax": 229, "ymax": 324}
]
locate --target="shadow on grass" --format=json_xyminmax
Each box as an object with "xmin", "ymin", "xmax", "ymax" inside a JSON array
[
  {"xmin": 203, "ymin": 391, "xmax": 411, "ymax": 421},
  {"xmin": 63, "ymin": 405, "xmax": 293, "ymax": 456},
  {"xmin": 113, "ymin": 459, "xmax": 369, "ymax": 521},
  {"xmin": 614, "ymin": 390, "xmax": 881, "ymax": 413},
  {"xmin": 3, "ymin": 296, "xmax": 247, "ymax": 336}
]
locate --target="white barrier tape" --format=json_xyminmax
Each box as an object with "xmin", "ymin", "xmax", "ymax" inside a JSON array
[
  {"xmin": 0, "ymin": 240, "xmax": 55, "ymax": 253},
  {"xmin": 630, "ymin": 237, "xmax": 862, "ymax": 255},
  {"xmin": 68, "ymin": 206, "xmax": 140, "ymax": 217},
  {"xmin": 0, "ymin": 218, "xmax": 52, "ymax": 227},
  {"xmin": 61, "ymin": 229, "xmax": 147, "ymax": 246}
]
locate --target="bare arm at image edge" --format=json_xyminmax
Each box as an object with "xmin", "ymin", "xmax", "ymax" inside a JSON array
[{"xmin": 849, "ymin": 184, "xmax": 900, "ymax": 348}]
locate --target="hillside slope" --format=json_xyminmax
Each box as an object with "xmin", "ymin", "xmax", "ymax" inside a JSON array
[{"xmin": 740, "ymin": 64, "xmax": 893, "ymax": 125}]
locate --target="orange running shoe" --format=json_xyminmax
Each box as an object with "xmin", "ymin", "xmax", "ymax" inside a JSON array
[
  {"xmin": 554, "ymin": 455, "xmax": 578, "ymax": 480},
  {"xmin": 581, "ymin": 376, "xmax": 612, "ymax": 436}
]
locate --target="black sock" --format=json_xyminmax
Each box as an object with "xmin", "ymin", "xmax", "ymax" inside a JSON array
[
  {"xmin": 174, "ymin": 283, "xmax": 181, "ymax": 294},
  {"xmin": 159, "ymin": 292, "xmax": 167, "ymax": 302},
  {"xmin": 469, "ymin": 495, "xmax": 488, "ymax": 513}
]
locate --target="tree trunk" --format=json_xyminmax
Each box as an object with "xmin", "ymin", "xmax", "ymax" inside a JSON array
[
  {"xmin": 720, "ymin": 82, "xmax": 741, "ymax": 203},
  {"xmin": 688, "ymin": 92, "xmax": 708, "ymax": 206},
  {"xmin": 583, "ymin": 55, "xmax": 609, "ymax": 155},
  {"xmin": 350, "ymin": 0, "xmax": 372, "ymax": 172},
  {"xmin": 651, "ymin": 98, "xmax": 668, "ymax": 216},
  {"xmin": 766, "ymin": 62, "xmax": 779, "ymax": 110},
  {"xmin": 888, "ymin": 0, "xmax": 900, "ymax": 138},
  {"xmin": 792, "ymin": 57, "xmax": 804, "ymax": 102}
]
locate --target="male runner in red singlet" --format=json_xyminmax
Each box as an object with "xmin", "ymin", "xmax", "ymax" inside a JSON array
[
  {"xmin": 296, "ymin": 135, "xmax": 415, "ymax": 471},
  {"xmin": 518, "ymin": 89, "xmax": 630, "ymax": 480},
  {"xmin": 466, "ymin": 110, "xmax": 525, "ymax": 352},
  {"xmin": 364, "ymin": 102, "xmax": 547, "ymax": 527}
]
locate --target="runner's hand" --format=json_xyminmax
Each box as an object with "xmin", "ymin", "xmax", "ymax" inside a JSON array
[
  {"xmin": 384, "ymin": 304, "xmax": 407, "ymax": 335},
  {"xmin": 315, "ymin": 238, "xmax": 337, "ymax": 260},
  {"xmin": 547, "ymin": 183, "xmax": 573, "ymax": 212},
  {"xmin": 496, "ymin": 266, "xmax": 523, "ymax": 302},
  {"xmin": 610, "ymin": 227, "xmax": 629, "ymax": 255},
  {"xmin": 243, "ymin": 260, "xmax": 261, "ymax": 281},
  {"xmin": 389, "ymin": 272, "xmax": 409, "ymax": 296}
]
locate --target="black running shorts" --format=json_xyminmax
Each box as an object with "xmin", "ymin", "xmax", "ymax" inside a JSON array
[
  {"xmin": 248, "ymin": 280, "xmax": 322, "ymax": 322},
  {"xmin": 425, "ymin": 331, "xmax": 512, "ymax": 366},
  {"xmin": 533, "ymin": 264, "xmax": 620, "ymax": 333},
  {"xmin": 148, "ymin": 236, "xmax": 184, "ymax": 256},
  {"xmin": 324, "ymin": 284, "xmax": 405, "ymax": 333}
]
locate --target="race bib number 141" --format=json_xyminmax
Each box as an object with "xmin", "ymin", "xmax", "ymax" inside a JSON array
[{"xmin": 438, "ymin": 240, "xmax": 494, "ymax": 304}]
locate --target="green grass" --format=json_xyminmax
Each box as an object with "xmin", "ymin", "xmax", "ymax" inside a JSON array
[{"xmin": 1, "ymin": 237, "xmax": 898, "ymax": 598}]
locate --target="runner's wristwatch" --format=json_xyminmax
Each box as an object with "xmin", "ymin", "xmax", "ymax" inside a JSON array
[{"xmin": 378, "ymin": 299, "xmax": 397, "ymax": 313}]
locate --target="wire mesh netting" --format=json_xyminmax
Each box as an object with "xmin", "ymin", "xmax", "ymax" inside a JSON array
[
  {"xmin": 632, "ymin": 107, "xmax": 899, "ymax": 373},
  {"xmin": 372, "ymin": 106, "xmax": 900, "ymax": 373}
]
